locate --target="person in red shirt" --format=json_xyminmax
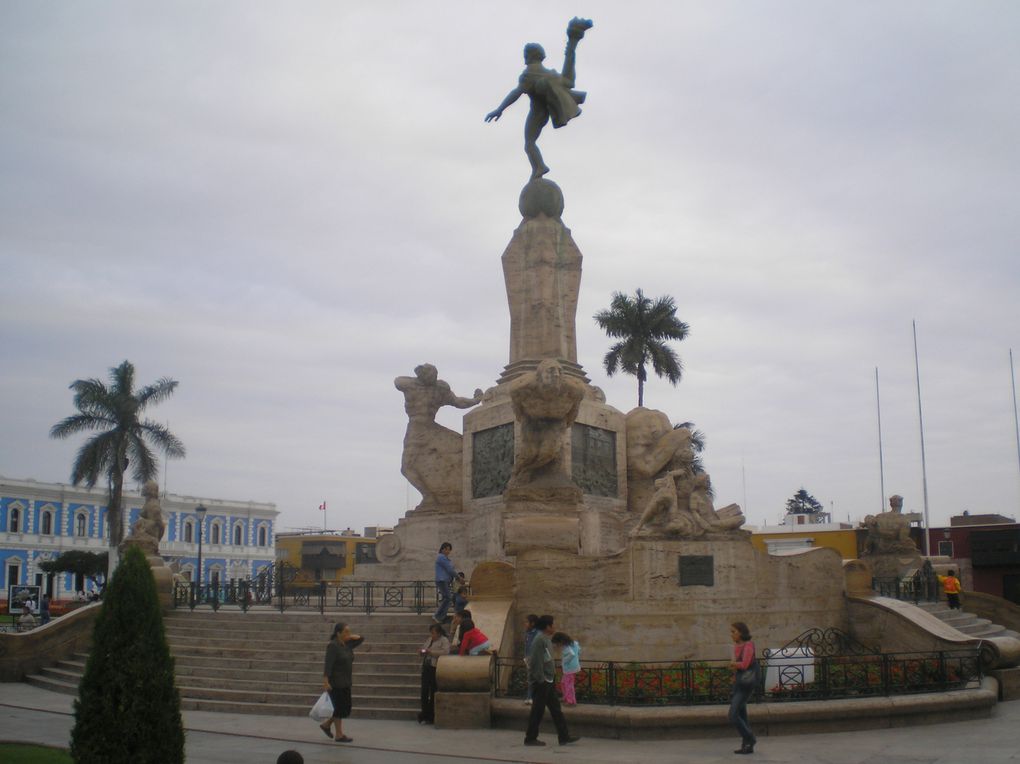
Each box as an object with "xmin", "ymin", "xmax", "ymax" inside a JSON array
[
  {"xmin": 457, "ymin": 619, "xmax": 493, "ymax": 656},
  {"xmin": 728, "ymin": 621, "xmax": 758, "ymax": 755}
]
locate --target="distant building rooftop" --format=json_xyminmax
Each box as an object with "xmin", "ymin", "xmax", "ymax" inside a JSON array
[{"xmin": 950, "ymin": 511, "xmax": 1016, "ymax": 527}]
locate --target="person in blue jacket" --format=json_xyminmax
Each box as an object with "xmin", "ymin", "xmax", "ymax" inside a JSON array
[{"xmin": 432, "ymin": 542, "xmax": 456, "ymax": 623}]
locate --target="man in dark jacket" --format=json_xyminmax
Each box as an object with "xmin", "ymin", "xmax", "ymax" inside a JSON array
[{"xmin": 524, "ymin": 614, "xmax": 579, "ymax": 746}]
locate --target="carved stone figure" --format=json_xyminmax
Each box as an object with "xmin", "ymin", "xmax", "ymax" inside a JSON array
[
  {"xmin": 863, "ymin": 495, "xmax": 918, "ymax": 556},
  {"xmin": 485, "ymin": 17, "xmax": 594, "ymax": 180},
  {"xmin": 508, "ymin": 359, "xmax": 585, "ymax": 492},
  {"xmin": 632, "ymin": 470, "xmax": 745, "ymax": 539},
  {"xmin": 395, "ymin": 364, "xmax": 482, "ymax": 513},
  {"xmin": 861, "ymin": 494, "xmax": 922, "ymax": 578},
  {"xmin": 624, "ymin": 407, "xmax": 694, "ymax": 514},
  {"xmin": 121, "ymin": 479, "xmax": 166, "ymax": 556}
]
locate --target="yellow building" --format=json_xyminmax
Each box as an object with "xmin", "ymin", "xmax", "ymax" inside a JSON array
[
  {"xmin": 274, "ymin": 529, "xmax": 386, "ymax": 583},
  {"xmin": 749, "ymin": 513, "xmax": 860, "ymax": 560}
]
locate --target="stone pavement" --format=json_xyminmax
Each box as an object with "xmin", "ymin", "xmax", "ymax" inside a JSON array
[{"xmin": 1, "ymin": 683, "xmax": 1018, "ymax": 763}]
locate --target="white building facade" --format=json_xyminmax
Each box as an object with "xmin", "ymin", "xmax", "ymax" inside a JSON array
[{"xmin": 1, "ymin": 476, "xmax": 277, "ymax": 600}]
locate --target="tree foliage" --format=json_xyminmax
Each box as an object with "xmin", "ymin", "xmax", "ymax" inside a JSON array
[
  {"xmin": 70, "ymin": 545, "xmax": 183, "ymax": 763},
  {"xmin": 593, "ymin": 289, "xmax": 690, "ymax": 407},
  {"xmin": 38, "ymin": 550, "xmax": 108, "ymax": 591},
  {"xmin": 49, "ymin": 361, "xmax": 185, "ymax": 564},
  {"xmin": 786, "ymin": 488, "xmax": 824, "ymax": 515}
]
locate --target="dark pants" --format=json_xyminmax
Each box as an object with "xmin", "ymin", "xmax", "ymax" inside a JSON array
[
  {"xmin": 728, "ymin": 681, "xmax": 755, "ymax": 745},
  {"xmin": 420, "ymin": 663, "xmax": 437, "ymax": 722},
  {"xmin": 947, "ymin": 593, "xmax": 961, "ymax": 610},
  {"xmin": 433, "ymin": 581, "xmax": 452, "ymax": 621},
  {"xmin": 525, "ymin": 681, "xmax": 570, "ymax": 742}
]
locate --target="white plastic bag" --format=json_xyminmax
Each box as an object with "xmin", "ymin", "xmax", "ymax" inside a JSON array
[{"xmin": 309, "ymin": 691, "xmax": 333, "ymax": 722}]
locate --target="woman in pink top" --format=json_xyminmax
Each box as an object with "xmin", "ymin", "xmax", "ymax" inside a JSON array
[
  {"xmin": 728, "ymin": 621, "xmax": 758, "ymax": 755},
  {"xmin": 457, "ymin": 619, "xmax": 493, "ymax": 656}
]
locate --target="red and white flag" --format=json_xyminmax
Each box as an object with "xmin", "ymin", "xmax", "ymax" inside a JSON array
[{"xmin": 318, "ymin": 501, "xmax": 326, "ymax": 511}]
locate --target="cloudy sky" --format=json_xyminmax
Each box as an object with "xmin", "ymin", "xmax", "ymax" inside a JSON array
[{"xmin": 2, "ymin": 1, "xmax": 1018, "ymax": 534}]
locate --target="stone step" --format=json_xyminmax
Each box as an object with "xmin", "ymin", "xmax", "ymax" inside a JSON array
[
  {"xmin": 30, "ymin": 609, "xmax": 431, "ymax": 720},
  {"xmin": 179, "ymin": 696, "xmax": 417, "ymax": 720},
  {"xmin": 164, "ymin": 610, "xmax": 434, "ymax": 627},
  {"xmin": 167, "ymin": 648, "xmax": 418, "ymax": 665},
  {"xmin": 33, "ymin": 662, "xmax": 418, "ymax": 696},
  {"xmin": 164, "ymin": 632, "xmax": 424, "ymax": 651},
  {"xmin": 162, "ymin": 620, "xmax": 430, "ymax": 636},
  {"xmin": 24, "ymin": 674, "xmax": 78, "ymax": 696},
  {"xmin": 915, "ymin": 603, "xmax": 1020, "ymax": 641},
  {"xmin": 175, "ymin": 682, "xmax": 418, "ymax": 707}
]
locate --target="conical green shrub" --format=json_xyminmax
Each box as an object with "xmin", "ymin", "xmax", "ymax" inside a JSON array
[{"xmin": 70, "ymin": 545, "xmax": 183, "ymax": 763}]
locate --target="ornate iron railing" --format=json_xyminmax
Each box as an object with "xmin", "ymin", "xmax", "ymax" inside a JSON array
[
  {"xmin": 172, "ymin": 574, "xmax": 438, "ymax": 615},
  {"xmin": 494, "ymin": 636, "xmax": 981, "ymax": 705},
  {"xmin": 873, "ymin": 559, "xmax": 941, "ymax": 603}
]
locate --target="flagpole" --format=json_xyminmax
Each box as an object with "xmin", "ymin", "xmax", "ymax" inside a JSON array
[
  {"xmin": 875, "ymin": 367, "xmax": 886, "ymax": 513},
  {"xmin": 913, "ymin": 321, "xmax": 931, "ymax": 556},
  {"xmin": 1011, "ymin": 349, "xmax": 1020, "ymax": 507}
]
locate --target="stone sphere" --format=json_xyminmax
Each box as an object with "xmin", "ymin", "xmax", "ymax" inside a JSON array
[{"xmin": 519, "ymin": 178, "xmax": 564, "ymax": 219}]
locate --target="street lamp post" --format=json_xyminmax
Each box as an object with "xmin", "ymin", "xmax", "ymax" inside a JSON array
[{"xmin": 195, "ymin": 505, "xmax": 207, "ymax": 602}]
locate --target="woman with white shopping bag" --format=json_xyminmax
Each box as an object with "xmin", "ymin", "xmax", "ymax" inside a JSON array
[{"xmin": 318, "ymin": 622, "xmax": 364, "ymax": 743}]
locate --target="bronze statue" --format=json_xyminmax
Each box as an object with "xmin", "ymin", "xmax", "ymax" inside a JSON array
[{"xmin": 485, "ymin": 17, "xmax": 593, "ymax": 179}]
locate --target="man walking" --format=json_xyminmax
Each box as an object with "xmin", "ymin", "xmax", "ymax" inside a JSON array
[
  {"xmin": 432, "ymin": 542, "xmax": 456, "ymax": 623},
  {"xmin": 524, "ymin": 614, "xmax": 579, "ymax": 747}
]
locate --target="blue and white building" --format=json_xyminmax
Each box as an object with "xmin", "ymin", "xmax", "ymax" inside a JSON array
[{"xmin": 1, "ymin": 476, "xmax": 278, "ymax": 600}]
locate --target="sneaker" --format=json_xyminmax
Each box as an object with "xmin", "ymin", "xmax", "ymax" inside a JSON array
[
  {"xmin": 559, "ymin": 736, "xmax": 580, "ymax": 746},
  {"xmin": 524, "ymin": 699, "xmax": 532, "ymax": 705},
  {"xmin": 524, "ymin": 739, "xmax": 546, "ymax": 746}
]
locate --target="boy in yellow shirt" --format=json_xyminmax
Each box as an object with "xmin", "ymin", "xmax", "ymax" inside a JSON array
[{"xmin": 938, "ymin": 570, "xmax": 962, "ymax": 610}]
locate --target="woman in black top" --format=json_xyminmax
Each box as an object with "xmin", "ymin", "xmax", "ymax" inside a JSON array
[{"xmin": 320, "ymin": 622, "xmax": 363, "ymax": 743}]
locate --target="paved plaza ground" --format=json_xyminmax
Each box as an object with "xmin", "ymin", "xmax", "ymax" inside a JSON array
[{"xmin": 1, "ymin": 683, "xmax": 1018, "ymax": 763}]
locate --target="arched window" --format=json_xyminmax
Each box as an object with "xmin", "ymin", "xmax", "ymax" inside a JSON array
[
  {"xmin": 257, "ymin": 526, "xmax": 268, "ymax": 547},
  {"xmin": 41, "ymin": 511, "xmax": 53, "ymax": 535},
  {"xmin": 211, "ymin": 523, "xmax": 221, "ymax": 545},
  {"xmin": 75, "ymin": 512, "xmax": 87, "ymax": 537},
  {"xmin": 233, "ymin": 524, "xmax": 243, "ymax": 546},
  {"xmin": 183, "ymin": 520, "xmax": 194, "ymax": 544},
  {"xmin": 9, "ymin": 507, "xmax": 20, "ymax": 533}
]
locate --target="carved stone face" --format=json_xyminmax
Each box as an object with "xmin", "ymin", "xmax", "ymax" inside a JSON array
[
  {"xmin": 625, "ymin": 408, "xmax": 673, "ymax": 452},
  {"xmin": 536, "ymin": 360, "xmax": 562, "ymax": 387},
  {"xmin": 415, "ymin": 364, "xmax": 438, "ymax": 385}
]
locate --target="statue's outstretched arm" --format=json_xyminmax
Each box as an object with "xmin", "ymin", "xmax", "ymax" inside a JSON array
[
  {"xmin": 450, "ymin": 388, "xmax": 484, "ymax": 409},
  {"xmin": 485, "ymin": 86, "xmax": 524, "ymax": 122}
]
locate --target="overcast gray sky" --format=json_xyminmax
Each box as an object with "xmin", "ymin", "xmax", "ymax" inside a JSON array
[{"xmin": 2, "ymin": 1, "xmax": 1018, "ymax": 534}]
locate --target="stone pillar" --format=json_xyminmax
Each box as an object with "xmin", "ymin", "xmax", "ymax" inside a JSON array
[{"xmin": 498, "ymin": 179, "xmax": 588, "ymax": 385}]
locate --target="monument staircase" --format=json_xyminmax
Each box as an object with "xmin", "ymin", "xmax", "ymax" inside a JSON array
[
  {"xmin": 916, "ymin": 601, "xmax": 1020, "ymax": 641},
  {"xmin": 25, "ymin": 609, "xmax": 429, "ymax": 719}
]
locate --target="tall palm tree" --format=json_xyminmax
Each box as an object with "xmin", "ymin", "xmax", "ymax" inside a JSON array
[
  {"xmin": 50, "ymin": 360, "xmax": 185, "ymax": 573},
  {"xmin": 593, "ymin": 289, "xmax": 690, "ymax": 407}
]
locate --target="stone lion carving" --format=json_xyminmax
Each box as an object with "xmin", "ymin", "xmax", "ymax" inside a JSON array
[
  {"xmin": 395, "ymin": 364, "xmax": 482, "ymax": 513},
  {"xmin": 121, "ymin": 479, "xmax": 166, "ymax": 555},
  {"xmin": 507, "ymin": 359, "xmax": 585, "ymax": 493}
]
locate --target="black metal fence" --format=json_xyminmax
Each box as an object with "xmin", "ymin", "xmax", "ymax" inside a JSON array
[
  {"xmin": 493, "ymin": 650, "xmax": 981, "ymax": 705},
  {"xmin": 873, "ymin": 559, "xmax": 941, "ymax": 603},
  {"xmin": 172, "ymin": 571, "xmax": 438, "ymax": 615},
  {"xmin": 494, "ymin": 628, "xmax": 982, "ymax": 706}
]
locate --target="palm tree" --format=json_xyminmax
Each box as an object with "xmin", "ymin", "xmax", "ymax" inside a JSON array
[
  {"xmin": 50, "ymin": 361, "xmax": 185, "ymax": 574},
  {"xmin": 593, "ymin": 289, "xmax": 690, "ymax": 407}
]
